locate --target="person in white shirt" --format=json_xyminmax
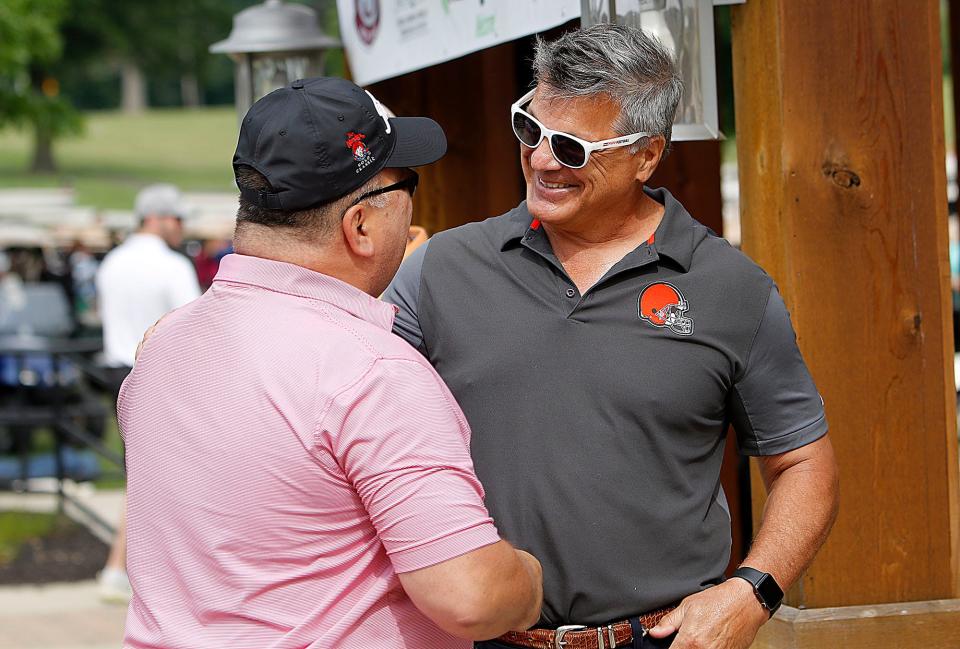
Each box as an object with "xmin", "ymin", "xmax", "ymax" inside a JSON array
[
  {"xmin": 97, "ymin": 184, "xmax": 201, "ymax": 368},
  {"xmin": 95, "ymin": 183, "xmax": 201, "ymax": 603}
]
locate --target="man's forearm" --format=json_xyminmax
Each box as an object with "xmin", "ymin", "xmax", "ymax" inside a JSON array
[
  {"xmin": 744, "ymin": 434, "xmax": 840, "ymax": 593},
  {"xmin": 648, "ymin": 435, "xmax": 839, "ymax": 647},
  {"xmin": 398, "ymin": 540, "xmax": 543, "ymax": 640}
]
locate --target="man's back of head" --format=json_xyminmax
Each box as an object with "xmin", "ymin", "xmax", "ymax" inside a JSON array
[{"xmin": 231, "ymin": 76, "xmax": 445, "ymax": 296}]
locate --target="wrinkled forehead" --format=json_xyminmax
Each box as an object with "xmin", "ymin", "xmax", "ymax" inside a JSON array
[{"xmin": 527, "ymin": 86, "xmax": 622, "ymax": 139}]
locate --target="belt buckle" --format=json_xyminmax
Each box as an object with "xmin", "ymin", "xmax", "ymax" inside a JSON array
[{"xmin": 554, "ymin": 625, "xmax": 586, "ymax": 649}]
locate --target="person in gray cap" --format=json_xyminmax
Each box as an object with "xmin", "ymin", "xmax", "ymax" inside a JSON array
[
  {"xmin": 95, "ymin": 182, "xmax": 201, "ymax": 603},
  {"xmin": 384, "ymin": 24, "xmax": 839, "ymax": 649},
  {"xmin": 120, "ymin": 77, "xmax": 542, "ymax": 649}
]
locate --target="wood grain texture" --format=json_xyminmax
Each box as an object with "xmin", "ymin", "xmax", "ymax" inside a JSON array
[
  {"xmin": 650, "ymin": 140, "xmax": 724, "ymax": 234},
  {"xmin": 732, "ymin": 0, "xmax": 959, "ymax": 608},
  {"xmin": 753, "ymin": 600, "xmax": 960, "ymax": 649},
  {"xmin": 369, "ymin": 42, "xmax": 524, "ymax": 233}
]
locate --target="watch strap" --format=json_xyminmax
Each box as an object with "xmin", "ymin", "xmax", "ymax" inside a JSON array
[{"xmin": 732, "ymin": 566, "xmax": 784, "ymax": 615}]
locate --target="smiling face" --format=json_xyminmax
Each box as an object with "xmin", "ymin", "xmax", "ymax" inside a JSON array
[{"xmin": 521, "ymin": 87, "xmax": 656, "ymax": 231}]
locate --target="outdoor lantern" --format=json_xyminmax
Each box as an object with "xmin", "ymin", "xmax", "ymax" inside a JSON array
[
  {"xmin": 210, "ymin": 0, "xmax": 341, "ymax": 122},
  {"xmin": 581, "ymin": 0, "xmax": 742, "ymax": 140}
]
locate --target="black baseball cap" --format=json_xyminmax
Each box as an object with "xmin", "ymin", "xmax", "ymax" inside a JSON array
[{"xmin": 233, "ymin": 76, "xmax": 447, "ymax": 212}]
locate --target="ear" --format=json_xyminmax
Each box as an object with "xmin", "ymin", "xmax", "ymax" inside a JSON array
[
  {"xmin": 635, "ymin": 136, "xmax": 667, "ymax": 183},
  {"xmin": 341, "ymin": 203, "xmax": 376, "ymax": 258}
]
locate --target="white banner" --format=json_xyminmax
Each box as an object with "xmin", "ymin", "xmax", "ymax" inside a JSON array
[{"xmin": 338, "ymin": 0, "xmax": 581, "ymax": 86}]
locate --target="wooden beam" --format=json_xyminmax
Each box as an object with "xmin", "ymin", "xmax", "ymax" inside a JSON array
[
  {"xmin": 754, "ymin": 600, "xmax": 960, "ymax": 649},
  {"xmin": 732, "ymin": 0, "xmax": 959, "ymax": 610},
  {"xmin": 951, "ymin": 0, "xmax": 960, "ymax": 180},
  {"xmin": 369, "ymin": 42, "xmax": 524, "ymax": 234},
  {"xmin": 650, "ymin": 140, "xmax": 724, "ymax": 234}
]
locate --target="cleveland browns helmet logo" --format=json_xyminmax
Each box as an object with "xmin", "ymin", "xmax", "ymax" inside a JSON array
[{"xmin": 638, "ymin": 282, "xmax": 694, "ymax": 335}]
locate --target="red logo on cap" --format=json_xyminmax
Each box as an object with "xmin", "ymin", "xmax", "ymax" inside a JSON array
[
  {"xmin": 346, "ymin": 131, "xmax": 367, "ymax": 159},
  {"xmin": 346, "ymin": 131, "xmax": 376, "ymax": 173}
]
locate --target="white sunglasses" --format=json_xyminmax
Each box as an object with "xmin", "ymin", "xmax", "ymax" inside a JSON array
[{"xmin": 510, "ymin": 89, "xmax": 650, "ymax": 169}]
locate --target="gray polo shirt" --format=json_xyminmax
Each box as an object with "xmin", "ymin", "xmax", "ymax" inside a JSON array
[{"xmin": 383, "ymin": 187, "xmax": 827, "ymax": 627}]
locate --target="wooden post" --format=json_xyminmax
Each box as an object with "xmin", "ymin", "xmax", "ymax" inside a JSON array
[
  {"xmin": 369, "ymin": 42, "xmax": 524, "ymax": 234},
  {"xmin": 732, "ymin": 0, "xmax": 960, "ymax": 645},
  {"xmin": 951, "ymin": 0, "xmax": 960, "ymax": 171}
]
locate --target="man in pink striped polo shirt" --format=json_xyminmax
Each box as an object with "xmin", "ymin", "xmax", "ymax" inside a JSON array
[{"xmin": 120, "ymin": 77, "xmax": 542, "ymax": 649}]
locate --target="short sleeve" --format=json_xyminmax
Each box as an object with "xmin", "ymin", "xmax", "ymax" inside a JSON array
[
  {"xmin": 318, "ymin": 356, "xmax": 500, "ymax": 573},
  {"xmin": 730, "ymin": 285, "xmax": 828, "ymax": 456},
  {"xmin": 382, "ymin": 240, "xmax": 428, "ymax": 352}
]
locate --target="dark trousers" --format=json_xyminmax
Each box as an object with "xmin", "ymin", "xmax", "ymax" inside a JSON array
[{"xmin": 101, "ymin": 365, "xmax": 132, "ymax": 401}]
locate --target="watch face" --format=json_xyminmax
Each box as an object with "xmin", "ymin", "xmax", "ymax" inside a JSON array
[{"xmin": 755, "ymin": 573, "xmax": 784, "ymax": 608}]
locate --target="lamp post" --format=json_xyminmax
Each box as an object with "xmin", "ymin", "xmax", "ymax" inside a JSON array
[{"xmin": 210, "ymin": 0, "xmax": 341, "ymax": 122}]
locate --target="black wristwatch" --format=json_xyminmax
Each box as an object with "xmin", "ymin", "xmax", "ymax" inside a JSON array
[{"xmin": 731, "ymin": 567, "xmax": 784, "ymax": 616}]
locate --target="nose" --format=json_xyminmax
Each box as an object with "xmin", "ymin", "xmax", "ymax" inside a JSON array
[{"xmin": 529, "ymin": 138, "xmax": 562, "ymax": 171}]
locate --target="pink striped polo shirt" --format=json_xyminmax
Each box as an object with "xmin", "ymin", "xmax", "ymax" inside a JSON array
[{"xmin": 120, "ymin": 253, "xmax": 500, "ymax": 649}]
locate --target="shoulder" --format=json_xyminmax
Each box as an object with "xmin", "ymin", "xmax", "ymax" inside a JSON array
[
  {"xmin": 676, "ymin": 223, "xmax": 776, "ymax": 352},
  {"xmin": 692, "ymin": 227, "xmax": 773, "ymax": 291},
  {"xmin": 358, "ymin": 320, "xmax": 436, "ymax": 367},
  {"xmin": 312, "ymin": 302, "xmax": 431, "ymax": 367},
  {"xmin": 160, "ymin": 249, "xmax": 196, "ymax": 273},
  {"xmin": 419, "ymin": 203, "xmax": 530, "ymax": 278},
  {"xmin": 694, "ymin": 230, "xmax": 773, "ymax": 289},
  {"xmin": 97, "ymin": 243, "xmax": 128, "ymax": 271},
  {"xmin": 427, "ymin": 202, "xmax": 530, "ymax": 255}
]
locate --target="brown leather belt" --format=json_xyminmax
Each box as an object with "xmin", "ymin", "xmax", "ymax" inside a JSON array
[{"xmin": 495, "ymin": 606, "xmax": 675, "ymax": 649}]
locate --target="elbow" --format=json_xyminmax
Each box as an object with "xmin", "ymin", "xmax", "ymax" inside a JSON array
[
  {"xmin": 436, "ymin": 581, "xmax": 539, "ymax": 640},
  {"xmin": 439, "ymin": 593, "xmax": 526, "ymax": 640},
  {"xmin": 828, "ymin": 464, "xmax": 841, "ymax": 524}
]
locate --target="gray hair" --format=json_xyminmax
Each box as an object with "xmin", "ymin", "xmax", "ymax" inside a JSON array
[
  {"xmin": 532, "ymin": 23, "xmax": 683, "ymax": 149},
  {"xmin": 234, "ymin": 166, "xmax": 388, "ymax": 243}
]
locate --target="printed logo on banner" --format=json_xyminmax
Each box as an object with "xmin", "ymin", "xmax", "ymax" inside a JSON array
[
  {"xmin": 355, "ymin": 0, "xmax": 380, "ymax": 46},
  {"xmin": 638, "ymin": 282, "xmax": 694, "ymax": 336},
  {"xmin": 346, "ymin": 132, "xmax": 376, "ymax": 173}
]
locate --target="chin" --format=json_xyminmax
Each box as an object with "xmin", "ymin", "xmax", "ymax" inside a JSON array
[{"xmin": 526, "ymin": 193, "xmax": 575, "ymax": 224}]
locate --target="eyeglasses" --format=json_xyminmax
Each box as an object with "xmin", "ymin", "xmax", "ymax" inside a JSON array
[
  {"xmin": 348, "ymin": 171, "xmax": 419, "ymax": 210},
  {"xmin": 510, "ymin": 89, "xmax": 650, "ymax": 169}
]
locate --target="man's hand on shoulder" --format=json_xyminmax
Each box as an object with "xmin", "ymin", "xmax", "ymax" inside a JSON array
[{"xmin": 647, "ymin": 578, "xmax": 769, "ymax": 649}]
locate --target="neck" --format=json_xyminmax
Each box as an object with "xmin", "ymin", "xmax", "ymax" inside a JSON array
[
  {"xmin": 538, "ymin": 188, "xmax": 665, "ymax": 295},
  {"xmin": 542, "ymin": 189, "xmax": 664, "ymax": 256},
  {"xmin": 234, "ymin": 226, "xmax": 375, "ymax": 295}
]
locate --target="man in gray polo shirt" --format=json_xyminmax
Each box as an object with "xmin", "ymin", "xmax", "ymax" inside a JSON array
[{"xmin": 384, "ymin": 24, "xmax": 839, "ymax": 649}]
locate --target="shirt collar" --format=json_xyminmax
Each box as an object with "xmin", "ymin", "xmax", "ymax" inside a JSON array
[
  {"xmin": 213, "ymin": 254, "xmax": 397, "ymax": 332},
  {"xmin": 499, "ymin": 187, "xmax": 698, "ymax": 273},
  {"xmin": 645, "ymin": 186, "xmax": 697, "ymax": 273}
]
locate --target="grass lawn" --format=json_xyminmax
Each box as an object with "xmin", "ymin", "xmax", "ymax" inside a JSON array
[
  {"xmin": 0, "ymin": 107, "xmax": 239, "ymax": 211},
  {"xmin": 0, "ymin": 510, "xmax": 59, "ymax": 565},
  {"xmin": 95, "ymin": 402, "xmax": 126, "ymax": 490}
]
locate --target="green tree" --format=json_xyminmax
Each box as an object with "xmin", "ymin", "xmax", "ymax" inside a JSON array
[
  {"xmin": 0, "ymin": 0, "xmax": 81, "ymax": 172},
  {"xmin": 60, "ymin": 0, "xmax": 246, "ymax": 111}
]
